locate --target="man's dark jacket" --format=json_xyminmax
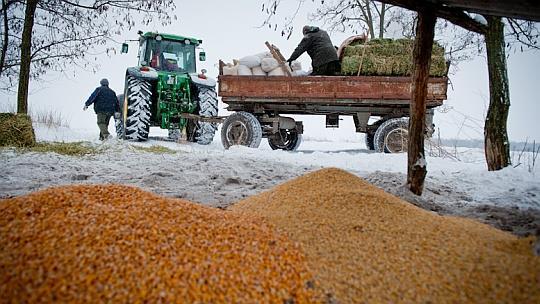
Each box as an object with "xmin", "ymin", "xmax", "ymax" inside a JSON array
[
  {"xmin": 84, "ymin": 85, "xmax": 119, "ymax": 113},
  {"xmin": 288, "ymin": 27, "xmax": 339, "ymax": 69}
]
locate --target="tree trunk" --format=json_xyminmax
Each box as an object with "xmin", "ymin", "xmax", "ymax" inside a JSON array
[
  {"xmin": 407, "ymin": 10, "xmax": 436, "ymax": 195},
  {"xmin": 0, "ymin": 0, "xmax": 9, "ymax": 76},
  {"xmin": 364, "ymin": 0, "xmax": 376, "ymax": 39},
  {"xmin": 16, "ymin": 0, "xmax": 38, "ymax": 114},
  {"xmin": 484, "ymin": 15, "xmax": 511, "ymax": 171},
  {"xmin": 378, "ymin": 3, "xmax": 386, "ymax": 39}
]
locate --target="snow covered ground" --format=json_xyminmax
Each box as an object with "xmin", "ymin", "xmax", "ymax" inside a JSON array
[{"xmin": 1, "ymin": 124, "xmax": 539, "ymax": 236}]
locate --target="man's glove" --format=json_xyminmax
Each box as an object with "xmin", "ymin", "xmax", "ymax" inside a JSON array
[
  {"xmin": 114, "ymin": 112, "xmax": 121, "ymax": 119},
  {"xmin": 83, "ymin": 105, "xmax": 88, "ymax": 111},
  {"xmin": 286, "ymin": 59, "xmax": 293, "ymax": 68}
]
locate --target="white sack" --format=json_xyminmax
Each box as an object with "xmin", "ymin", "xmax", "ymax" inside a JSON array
[
  {"xmin": 237, "ymin": 64, "xmax": 253, "ymax": 76},
  {"xmin": 261, "ymin": 58, "xmax": 279, "ymax": 72},
  {"xmin": 292, "ymin": 70, "xmax": 310, "ymax": 76},
  {"xmin": 290, "ymin": 60, "xmax": 302, "ymax": 71},
  {"xmin": 238, "ymin": 55, "xmax": 261, "ymax": 68},
  {"xmin": 222, "ymin": 64, "xmax": 238, "ymax": 76},
  {"xmin": 268, "ymin": 67, "xmax": 286, "ymax": 76},
  {"xmin": 251, "ymin": 66, "xmax": 266, "ymax": 76},
  {"xmin": 255, "ymin": 52, "xmax": 273, "ymax": 60}
]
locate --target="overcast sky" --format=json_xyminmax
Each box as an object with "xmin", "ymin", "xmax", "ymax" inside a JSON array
[{"xmin": 1, "ymin": 0, "xmax": 539, "ymax": 142}]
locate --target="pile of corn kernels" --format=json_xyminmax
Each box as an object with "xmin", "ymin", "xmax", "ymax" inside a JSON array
[
  {"xmin": 231, "ymin": 168, "xmax": 540, "ymax": 303},
  {"xmin": 0, "ymin": 185, "xmax": 321, "ymax": 303}
]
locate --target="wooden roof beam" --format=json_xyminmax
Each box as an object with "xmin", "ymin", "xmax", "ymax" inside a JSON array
[
  {"xmin": 378, "ymin": 0, "xmax": 488, "ymax": 34},
  {"xmin": 436, "ymin": 0, "xmax": 540, "ymax": 22}
]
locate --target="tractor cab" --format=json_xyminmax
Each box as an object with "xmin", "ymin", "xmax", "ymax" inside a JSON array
[
  {"xmin": 122, "ymin": 32, "xmax": 206, "ymax": 73},
  {"xmin": 138, "ymin": 33, "xmax": 202, "ymax": 73}
]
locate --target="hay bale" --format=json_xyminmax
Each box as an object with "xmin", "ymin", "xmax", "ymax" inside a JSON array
[
  {"xmin": 0, "ymin": 185, "xmax": 322, "ymax": 303},
  {"xmin": 0, "ymin": 113, "xmax": 36, "ymax": 147},
  {"xmin": 231, "ymin": 168, "xmax": 540, "ymax": 303},
  {"xmin": 341, "ymin": 39, "xmax": 447, "ymax": 76}
]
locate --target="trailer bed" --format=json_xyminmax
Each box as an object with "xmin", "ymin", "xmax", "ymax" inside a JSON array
[{"xmin": 218, "ymin": 75, "xmax": 447, "ymax": 113}]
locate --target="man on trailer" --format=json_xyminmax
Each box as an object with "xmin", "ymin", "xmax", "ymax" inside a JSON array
[{"xmin": 286, "ymin": 26, "xmax": 341, "ymax": 76}]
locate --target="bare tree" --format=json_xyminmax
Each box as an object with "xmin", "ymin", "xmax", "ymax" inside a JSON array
[
  {"xmin": 260, "ymin": 0, "xmax": 394, "ymax": 39},
  {"xmin": 0, "ymin": 0, "xmax": 176, "ymax": 114},
  {"xmin": 310, "ymin": 0, "xmax": 393, "ymax": 39}
]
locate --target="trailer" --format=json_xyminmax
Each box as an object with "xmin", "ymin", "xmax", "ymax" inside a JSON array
[{"xmin": 217, "ymin": 61, "xmax": 448, "ymax": 153}]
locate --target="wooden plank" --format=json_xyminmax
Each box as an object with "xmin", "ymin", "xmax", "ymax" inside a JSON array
[
  {"xmin": 265, "ymin": 41, "xmax": 292, "ymax": 76},
  {"xmin": 219, "ymin": 60, "xmax": 224, "ymax": 76},
  {"xmin": 222, "ymin": 96, "xmax": 443, "ymax": 107}
]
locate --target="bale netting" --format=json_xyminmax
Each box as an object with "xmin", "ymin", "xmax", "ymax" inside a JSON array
[
  {"xmin": 341, "ymin": 38, "xmax": 447, "ymax": 76},
  {"xmin": 0, "ymin": 185, "xmax": 322, "ymax": 303},
  {"xmin": 0, "ymin": 113, "xmax": 35, "ymax": 147},
  {"xmin": 231, "ymin": 168, "xmax": 540, "ymax": 303}
]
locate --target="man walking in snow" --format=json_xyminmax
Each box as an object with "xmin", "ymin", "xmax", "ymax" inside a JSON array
[
  {"xmin": 287, "ymin": 26, "xmax": 341, "ymax": 76},
  {"xmin": 83, "ymin": 78, "xmax": 119, "ymax": 140}
]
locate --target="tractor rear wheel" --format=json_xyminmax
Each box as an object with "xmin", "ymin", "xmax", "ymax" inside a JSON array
[
  {"xmin": 124, "ymin": 75, "xmax": 152, "ymax": 141},
  {"xmin": 221, "ymin": 112, "xmax": 262, "ymax": 149},
  {"xmin": 374, "ymin": 118, "xmax": 409, "ymax": 153},
  {"xmin": 268, "ymin": 129, "xmax": 302, "ymax": 151},
  {"xmin": 194, "ymin": 86, "xmax": 218, "ymax": 145},
  {"xmin": 115, "ymin": 94, "xmax": 125, "ymax": 138}
]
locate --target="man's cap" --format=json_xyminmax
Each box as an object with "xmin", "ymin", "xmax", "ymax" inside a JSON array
[
  {"xmin": 302, "ymin": 25, "xmax": 319, "ymax": 35},
  {"xmin": 100, "ymin": 78, "xmax": 109, "ymax": 86}
]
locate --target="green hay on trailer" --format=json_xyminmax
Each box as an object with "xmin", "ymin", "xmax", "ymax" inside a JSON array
[
  {"xmin": 0, "ymin": 113, "xmax": 36, "ymax": 147},
  {"xmin": 341, "ymin": 39, "xmax": 447, "ymax": 76}
]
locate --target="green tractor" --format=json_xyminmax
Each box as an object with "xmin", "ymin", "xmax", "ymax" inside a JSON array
[{"xmin": 115, "ymin": 31, "xmax": 218, "ymax": 144}]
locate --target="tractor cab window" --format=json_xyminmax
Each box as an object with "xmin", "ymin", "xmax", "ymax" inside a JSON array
[{"xmin": 145, "ymin": 39, "xmax": 196, "ymax": 73}]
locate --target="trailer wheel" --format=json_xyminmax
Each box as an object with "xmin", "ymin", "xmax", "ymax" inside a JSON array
[
  {"xmin": 374, "ymin": 118, "xmax": 409, "ymax": 153},
  {"xmin": 221, "ymin": 112, "xmax": 262, "ymax": 149},
  {"xmin": 124, "ymin": 75, "xmax": 152, "ymax": 141},
  {"xmin": 115, "ymin": 94, "xmax": 125, "ymax": 138},
  {"xmin": 268, "ymin": 129, "xmax": 302, "ymax": 151},
  {"xmin": 194, "ymin": 86, "xmax": 218, "ymax": 145},
  {"xmin": 364, "ymin": 119, "xmax": 385, "ymax": 151}
]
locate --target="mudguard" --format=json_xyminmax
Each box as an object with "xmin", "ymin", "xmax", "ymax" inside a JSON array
[{"xmin": 126, "ymin": 67, "xmax": 159, "ymax": 80}]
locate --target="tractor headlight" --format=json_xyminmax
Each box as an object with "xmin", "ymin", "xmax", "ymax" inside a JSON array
[{"xmin": 167, "ymin": 75, "xmax": 175, "ymax": 85}]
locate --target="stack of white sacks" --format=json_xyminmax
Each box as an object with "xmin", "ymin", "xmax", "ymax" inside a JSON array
[{"xmin": 222, "ymin": 52, "xmax": 309, "ymax": 76}]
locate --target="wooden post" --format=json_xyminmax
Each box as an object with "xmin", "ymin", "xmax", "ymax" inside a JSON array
[{"xmin": 407, "ymin": 9, "xmax": 436, "ymax": 195}]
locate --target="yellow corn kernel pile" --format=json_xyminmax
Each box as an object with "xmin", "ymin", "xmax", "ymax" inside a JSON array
[
  {"xmin": 0, "ymin": 185, "xmax": 321, "ymax": 303},
  {"xmin": 231, "ymin": 168, "xmax": 540, "ymax": 303}
]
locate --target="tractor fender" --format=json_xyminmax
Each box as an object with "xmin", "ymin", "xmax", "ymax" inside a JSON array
[
  {"xmin": 189, "ymin": 73, "xmax": 216, "ymax": 88},
  {"xmin": 126, "ymin": 67, "xmax": 159, "ymax": 81}
]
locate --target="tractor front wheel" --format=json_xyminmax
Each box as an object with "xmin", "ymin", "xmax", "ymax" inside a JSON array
[{"xmin": 221, "ymin": 112, "xmax": 262, "ymax": 149}]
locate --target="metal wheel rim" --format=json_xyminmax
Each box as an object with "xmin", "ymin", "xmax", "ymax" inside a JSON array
[
  {"xmin": 271, "ymin": 130, "xmax": 294, "ymax": 148},
  {"xmin": 226, "ymin": 121, "xmax": 249, "ymax": 146},
  {"xmin": 385, "ymin": 127, "xmax": 408, "ymax": 153}
]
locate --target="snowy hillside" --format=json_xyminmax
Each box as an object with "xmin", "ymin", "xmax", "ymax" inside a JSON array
[{"xmin": 1, "ymin": 123, "xmax": 539, "ymax": 236}]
